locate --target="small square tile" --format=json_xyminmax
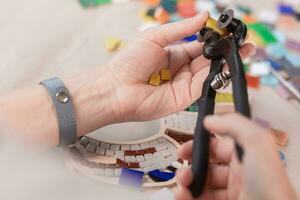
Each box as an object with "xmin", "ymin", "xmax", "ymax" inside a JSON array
[
  {"xmin": 149, "ymin": 73, "xmax": 161, "ymax": 86},
  {"xmin": 160, "ymin": 68, "xmax": 171, "ymax": 81},
  {"xmin": 119, "ymin": 168, "xmax": 144, "ymax": 188},
  {"xmin": 106, "ymin": 149, "xmax": 115, "ymax": 157}
]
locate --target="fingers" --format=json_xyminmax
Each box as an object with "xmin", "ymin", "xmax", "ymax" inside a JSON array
[
  {"xmin": 178, "ymin": 138, "xmax": 234, "ymax": 163},
  {"xmin": 176, "ymin": 165, "xmax": 230, "ymax": 200},
  {"xmin": 176, "ymin": 167, "xmax": 193, "ymax": 187},
  {"xmin": 209, "ymin": 138, "xmax": 234, "ymax": 164},
  {"xmin": 189, "ymin": 56, "xmax": 210, "ymax": 75},
  {"xmin": 239, "ymin": 41, "xmax": 256, "ymax": 60},
  {"xmin": 204, "ymin": 113, "xmax": 269, "ymax": 147},
  {"xmin": 180, "ymin": 41, "xmax": 204, "ymax": 60},
  {"xmin": 168, "ymin": 41, "xmax": 204, "ymax": 76},
  {"xmin": 176, "ymin": 166, "xmax": 229, "ymax": 191},
  {"xmin": 190, "ymin": 42, "xmax": 256, "ymax": 76},
  {"xmin": 178, "ymin": 140, "xmax": 193, "ymax": 161},
  {"xmin": 207, "ymin": 165, "xmax": 229, "ymax": 189},
  {"xmin": 175, "ymin": 184, "xmax": 195, "ymax": 200},
  {"xmin": 189, "ymin": 42, "xmax": 256, "ymax": 103},
  {"xmin": 198, "ymin": 189, "xmax": 227, "ymax": 200},
  {"xmin": 141, "ymin": 12, "xmax": 209, "ymax": 47},
  {"xmin": 176, "ymin": 186, "xmax": 227, "ymax": 200},
  {"xmin": 190, "ymin": 66, "xmax": 210, "ymax": 102}
]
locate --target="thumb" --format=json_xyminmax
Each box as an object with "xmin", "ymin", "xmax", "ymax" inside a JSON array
[{"xmin": 141, "ymin": 11, "xmax": 209, "ymax": 47}]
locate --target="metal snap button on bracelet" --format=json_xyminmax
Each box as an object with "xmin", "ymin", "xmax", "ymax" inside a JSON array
[
  {"xmin": 56, "ymin": 89, "xmax": 69, "ymax": 104},
  {"xmin": 40, "ymin": 77, "xmax": 77, "ymax": 146}
]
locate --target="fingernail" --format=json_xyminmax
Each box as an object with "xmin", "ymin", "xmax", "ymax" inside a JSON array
[{"xmin": 195, "ymin": 11, "xmax": 208, "ymax": 19}]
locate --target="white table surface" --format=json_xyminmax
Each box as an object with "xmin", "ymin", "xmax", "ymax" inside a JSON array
[{"xmin": 0, "ymin": 0, "xmax": 299, "ymax": 195}]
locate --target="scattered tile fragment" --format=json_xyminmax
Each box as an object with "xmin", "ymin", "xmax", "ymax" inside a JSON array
[
  {"xmin": 250, "ymin": 61, "xmax": 271, "ymax": 76},
  {"xmin": 177, "ymin": 1, "xmax": 197, "ymax": 18},
  {"xmin": 144, "ymin": 0, "xmax": 160, "ymax": 7},
  {"xmin": 119, "ymin": 168, "xmax": 144, "ymax": 188},
  {"xmin": 104, "ymin": 38, "xmax": 122, "ymax": 52},
  {"xmin": 246, "ymin": 74, "xmax": 260, "ymax": 89},
  {"xmin": 275, "ymin": 84, "xmax": 293, "ymax": 99},
  {"xmin": 278, "ymin": 150, "xmax": 287, "ymax": 165},
  {"xmin": 215, "ymin": 93, "xmax": 234, "ymax": 103},
  {"xmin": 149, "ymin": 73, "xmax": 161, "ymax": 86},
  {"xmin": 155, "ymin": 7, "xmax": 170, "ymax": 24},
  {"xmin": 261, "ymin": 74, "xmax": 279, "ymax": 87},
  {"xmin": 253, "ymin": 117, "xmax": 270, "ymax": 129},
  {"xmin": 271, "ymin": 128, "xmax": 289, "ymax": 147},
  {"xmin": 160, "ymin": 68, "xmax": 171, "ymax": 81},
  {"xmin": 148, "ymin": 169, "xmax": 175, "ymax": 182}
]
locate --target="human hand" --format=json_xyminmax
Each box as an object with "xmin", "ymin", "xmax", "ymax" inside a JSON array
[
  {"xmin": 106, "ymin": 12, "xmax": 256, "ymax": 122},
  {"xmin": 175, "ymin": 114, "xmax": 298, "ymax": 200}
]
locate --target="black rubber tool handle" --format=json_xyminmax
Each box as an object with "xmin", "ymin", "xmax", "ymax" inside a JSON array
[{"xmin": 189, "ymin": 59, "xmax": 222, "ymax": 198}]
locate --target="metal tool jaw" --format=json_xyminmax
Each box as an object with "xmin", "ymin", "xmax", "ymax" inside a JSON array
[{"xmin": 189, "ymin": 9, "xmax": 251, "ymax": 198}]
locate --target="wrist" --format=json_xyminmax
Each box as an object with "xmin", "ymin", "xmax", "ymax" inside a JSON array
[{"xmin": 63, "ymin": 67, "xmax": 120, "ymax": 137}]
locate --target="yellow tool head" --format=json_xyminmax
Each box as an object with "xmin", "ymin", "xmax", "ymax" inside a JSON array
[{"xmin": 205, "ymin": 17, "xmax": 229, "ymax": 36}]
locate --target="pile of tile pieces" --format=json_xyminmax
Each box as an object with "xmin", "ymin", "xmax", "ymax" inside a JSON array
[
  {"xmin": 104, "ymin": 38, "xmax": 122, "ymax": 52},
  {"xmin": 139, "ymin": 1, "xmax": 298, "ymax": 166},
  {"xmin": 149, "ymin": 68, "xmax": 171, "ymax": 86},
  {"xmin": 139, "ymin": 0, "xmax": 300, "ymax": 101},
  {"xmin": 165, "ymin": 129, "xmax": 194, "ymax": 144},
  {"xmin": 68, "ymin": 135, "xmax": 186, "ymax": 188},
  {"xmin": 78, "ymin": 0, "xmax": 300, "ymax": 99},
  {"xmin": 79, "ymin": 0, "xmax": 300, "ymax": 99}
]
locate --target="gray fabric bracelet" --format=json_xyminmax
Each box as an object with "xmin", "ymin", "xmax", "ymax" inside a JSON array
[{"xmin": 40, "ymin": 77, "xmax": 77, "ymax": 146}]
